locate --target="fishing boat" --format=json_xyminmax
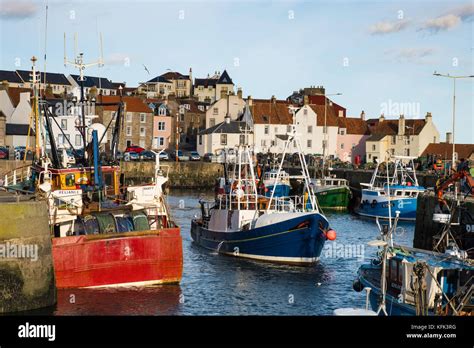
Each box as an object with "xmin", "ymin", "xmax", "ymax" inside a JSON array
[
  {"xmin": 357, "ymin": 156, "xmax": 425, "ymax": 221},
  {"xmin": 312, "ymin": 177, "xmax": 351, "ymax": 210},
  {"xmin": 191, "ymin": 107, "xmax": 336, "ymax": 265},
  {"xmin": 352, "ymin": 212, "xmax": 473, "ymax": 316},
  {"xmin": 261, "ymin": 169, "xmax": 291, "ymax": 197},
  {"xmin": 2, "ymin": 55, "xmax": 182, "ymax": 288}
]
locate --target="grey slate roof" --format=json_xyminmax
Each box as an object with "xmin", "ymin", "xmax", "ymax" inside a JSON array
[
  {"xmin": 16, "ymin": 70, "xmax": 71, "ymax": 85},
  {"xmin": 0, "ymin": 70, "xmax": 23, "ymax": 83},
  {"xmin": 70, "ymin": 74, "xmax": 114, "ymax": 89},
  {"xmin": 217, "ymin": 70, "xmax": 233, "ymax": 84},
  {"xmin": 146, "ymin": 76, "xmax": 171, "ymax": 83},
  {"xmin": 6, "ymin": 124, "xmax": 35, "ymax": 136},
  {"xmin": 199, "ymin": 120, "xmax": 252, "ymax": 135}
]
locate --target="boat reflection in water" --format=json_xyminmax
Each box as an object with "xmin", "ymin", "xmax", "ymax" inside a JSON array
[{"xmin": 54, "ymin": 285, "xmax": 182, "ymax": 315}]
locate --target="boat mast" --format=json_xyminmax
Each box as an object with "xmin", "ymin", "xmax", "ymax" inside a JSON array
[{"xmin": 64, "ymin": 32, "xmax": 104, "ymax": 162}]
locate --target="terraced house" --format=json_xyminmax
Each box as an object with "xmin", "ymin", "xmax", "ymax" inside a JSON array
[
  {"xmin": 365, "ymin": 112, "xmax": 440, "ymax": 163},
  {"xmin": 97, "ymin": 95, "xmax": 154, "ymax": 151}
]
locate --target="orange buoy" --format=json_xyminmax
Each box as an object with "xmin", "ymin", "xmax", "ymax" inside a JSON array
[{"xmin": 326, "ymin": 229, "xmax": 337, "ymax": 241}]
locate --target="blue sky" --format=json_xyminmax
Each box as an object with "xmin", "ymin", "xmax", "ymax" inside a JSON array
[{"xmin": 0, "ymin": 0, "xmax": 473, "ymax": 143}]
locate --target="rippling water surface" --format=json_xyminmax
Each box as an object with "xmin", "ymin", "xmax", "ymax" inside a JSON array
[{"xmin": 50, "ymin": 189, "xmax": 414, "ymax": 316}]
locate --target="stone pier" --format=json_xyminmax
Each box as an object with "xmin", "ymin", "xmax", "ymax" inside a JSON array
[{"xmin": 0, "ymin": 199, "xmax": 56, "ymax": 313}]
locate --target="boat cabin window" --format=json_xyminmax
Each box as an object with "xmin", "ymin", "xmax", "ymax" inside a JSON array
[
  {"xmin": 104, "ymin": 173, "xmax": 113, "ymax": 186},
  {"xmin": 396, "ymin": 191, "xmax": 402, "ymax": 196},
  {"xmin": 65, "ymin": 174, "xmax": 75, "ymax": 187},
  {"xmin": 388, "ymin": 259, "xmax": 402, "ymax": 291}
]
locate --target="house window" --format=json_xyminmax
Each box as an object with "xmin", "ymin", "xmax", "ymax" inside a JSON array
[
  {"xmin": 220, "ymin": 134, "xmax": 227, "ymax": 145},
  {"xmin": 239, "ymin": 134, "xmax": 246, "ymax": 145},
  {"xmin": 140, "ymin": 113, "xmax": 146, "ymax": 123},
  {"xmin": 287, "ymin": 125, "xmax": 292, "ymax": 132},
  {"xmin": 213, "ymin": 108, "xmax": 218, "ymax": 115},
  {"xmin": 58, "ymin": 134, "xmax": 64, "ymax": 145},
  {"xmin": 274, "ymin": 126, "xmax": 278, "ymax": 134},
  {"xmin": 198, "ymin": 135, "xmax": 202, "ymax": 145},
  {"xmin": 304, "ymin": 109, "xmax": 308, "ymax": 115},
  {"xmin": 75, "ymin": 134, "xmax": 82, "ymax": 146},
  {"xmin": 177, "ymin": 81, "xmax": 185, "ymax": 88},
  {"xmin": 60, "ymin": 119, "xmax": 67, "ymax": 130},
  {"xmin": 126, "ymin": 126, "xmax": 132, "ymax": 136},
  {"xmin": 308, "ymin": 125, "xmax": 313, "ymax": 134},
  {"xmin": 65, "ymin": 134, "xmax": 70, "ymax": 143},
  {"xmin": 177, "ymin": 90, "xmax": 184, "ymax": 97},
  {"xmin": 140, "ymin": 127, "xmax": 146, "ymax": 137},
  {"xmin": 405, "ymin": 148, "xmax": 410, "ymax": 156},
  {"xmin": 126, "ymin": 112, "xmax": 132, "ymax": 123},
  {"xmin": 158, "ymin": 106, "xmax": 167, "ymax": 116},
  {"xmin": 261, "ymin": 140, "xmax": 267, "ymax": 147},
  {"xmin": 264, "ymin": 125, "xmax": 269, "ymax": 135},
  {"xmin": 368, "ymin": 154, "xmax": 371, "ymax": 159},
  {"xmin": 209, "ymin": 118, "xmax": 216, "ymax": 127},
  {"xmin": 307, "ymin": 139, "xmax": 312, "ymax": 148},
  {"xmin": 154, "ymin": 137, "xmax": 164, "ymax": 147},
  {"xmin": 391, "ymin": 136, "xmax": 396, "ymax": 145},
  {"xmin": 433, "ymin": 136, "xmax": 437, "ymax": 143},
  {"xmin": 339, "ymin": 129, "xmax": 345, "ymax": 135},
  {"xmin": 180, "ymin": 113, "xmax": 185, "ymax": 122},
  {"xmin": 139, "ymin": 139, "xmax": 145, "ymax": 148},
  {"xmin": 158, "ymin": 122, "xmax": 166, "ymax": 131},
  {"xmin": 372, "ymin": 144, "xmax": 376, "ymax": 151},
  {"xmin": 341, "ymin": 143, "xmax": 344, "ymax": 149}
]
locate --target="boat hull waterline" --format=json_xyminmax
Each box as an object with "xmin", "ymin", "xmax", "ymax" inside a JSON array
[{"xmin": 191, "ymin": 213, "xmax": 329, "ymax": 265}]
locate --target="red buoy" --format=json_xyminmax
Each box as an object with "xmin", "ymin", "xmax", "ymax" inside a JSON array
[{"xmin": 326, "ymin": 229, "xmax": 337, "ymax": 241}]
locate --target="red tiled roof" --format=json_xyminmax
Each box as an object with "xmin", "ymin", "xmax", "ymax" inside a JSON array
[
  {"xmin": 338, "ymin": 116, "xmax": 370, "ymax": 135},
  {"xmin": 308, "ymin": 95, "xmax": 346, "ymax": 117},
  {"xmin": 421, "ymin": 143, "xmax": 474, "ymax": 159},
  {"xmin": 6, "ymin": 87, "xmax": 31, "ymax": 107},
  {"xmin": 308, "ymin": 104, "xmax": 339, "ymax": 127},
  {"xmin": 250, "ymin": 99, "xmax": 293, "ymax": 124},
  {"xmin": 99, "ymin": 95, "xmax": 152, "ymax": 113},
  {"xmin": 367, "ymin": 118, "xmax": 426, "ymax": 136}
]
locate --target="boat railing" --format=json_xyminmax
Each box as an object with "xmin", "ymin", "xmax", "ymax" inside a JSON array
[{"xmin": 2, "ymin": 164, "xmax": 31, "ymax": 187}]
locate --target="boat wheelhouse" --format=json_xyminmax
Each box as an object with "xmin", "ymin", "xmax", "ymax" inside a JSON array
[
  {"xmin": 357, "ymin": 156, "xmax": 425, "ymax": 221},
  {"xmin": 312, "ymin": 177, "xmax": 351, "ymax": 210}
]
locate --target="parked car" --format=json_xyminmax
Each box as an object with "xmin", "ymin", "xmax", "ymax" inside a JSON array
[
  {"xmin": 158, "ymin": 151, "xmax": 169, "ymax": 161},
  {"xmin": 123, "ymin": 151, "xmax": 139, "ymax": 161},
  {"xmin": 0, "ymin": 148, "xmax": 8, "ymax": 160},
  {"xmin": 171, "ymin": 150, "xmax": 190, "ymax": 161},
  {"xmin": 116, "ymin": 151, "xmax": 123, "ymax": 160},
  {"xmin": 139, "ymin": 150, "xmax": 156, "ymax": 161},
  {"xmin": 188, "ymin": 151, "xmax": 201, "ymax": 161},
  {"xmin": 125, "ymin": 145, "xmax": 145, "ymax": 154},
  {"xmin": 203, "ymin": 153, "xmax": 214, "ymax": 162}
]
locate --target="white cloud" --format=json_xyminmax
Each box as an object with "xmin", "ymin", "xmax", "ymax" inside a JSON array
[
  {"xmin": 369, "ymin": 19, "xmax": 410, "ymax": 35},
  {"xmin": 451, "ymin": 3, "xmax": 474, "ymax": 21},
  {"xmin": 384, "ymin": 48, "xmax": 437, "ymax": 64},
  {"xmin": 105, "ymin": 53, "xmax": 130, "ymax": 66},
  {"xmin": 0, "ymin": 0, "xmax": 38, "ymax": 19},
  {"xmin": 420, "ymin": 14, "xmax": 461, "ymax": 32}
]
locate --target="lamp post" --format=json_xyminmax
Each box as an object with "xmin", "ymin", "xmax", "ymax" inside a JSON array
[{"xmin": 433, "ymin": 72, "xmax": 473, "ymax": 173}]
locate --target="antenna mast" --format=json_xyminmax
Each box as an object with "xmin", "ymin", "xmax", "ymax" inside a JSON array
[{"xmin": 64, "ymin": 32, "xmax": 104, "ymax": 160}]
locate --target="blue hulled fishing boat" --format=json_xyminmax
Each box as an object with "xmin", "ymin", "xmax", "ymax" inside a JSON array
[
  {"xmin": 357, "ymin": 156, "xmax": 425, "ymax": 221},
  {"xmin": 191, "ymin": 108, "xmax": 336, "ymax": 265},
  {"xmin": 350, "ymin": 212, "xmax": 473, "ymax": 316}
]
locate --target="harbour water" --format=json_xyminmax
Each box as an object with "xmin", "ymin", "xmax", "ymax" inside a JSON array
[{"xmin": 39, "ymin": 190, "xmax": 414, "ymax": 316}]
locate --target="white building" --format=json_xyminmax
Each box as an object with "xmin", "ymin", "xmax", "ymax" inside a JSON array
[
  {"xmin": 204, "ymin": 92, "xmax": 246, "ymax": 128},
  {"xmin": 193, "ymin": 70, "xmax": 235, "ymax": 103}
]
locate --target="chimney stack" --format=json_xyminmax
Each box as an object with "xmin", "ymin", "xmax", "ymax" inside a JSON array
[
  {"xmin": 398, "ymin": 114, "xmax": 405, "ymax": 136},
  {"xmin": 271, "ymin": 95, "xmax": 276, "ymax": 104},
  {"xmin": 425, "ymin": 112, "xmax": 432, "ymax": 123},
  {"xmin": 303, "ymin": 95, "xmax": 309, "ymax": 105},
  {"xmin": 247, "ymin": 95, "xmax": 252, "ymax": 106},
  {"xmin": 379, "ymin": 114, "xmax": 385, "ymax": 122},
  {"xmin": 446, "ymin": 132, "xmax": 453, "ymax": 144},
  {"xmin": 237, "ymin": 87, "xmax": 242, "ymax": 99},
  {"xmin": 360, "ymin": 110, "xmax": 365, "ymax": 120}
]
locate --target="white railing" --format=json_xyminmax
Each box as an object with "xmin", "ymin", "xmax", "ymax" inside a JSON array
[{"xmin": 2, "ymin": 166, "xmax": 31, "ymax": 187}]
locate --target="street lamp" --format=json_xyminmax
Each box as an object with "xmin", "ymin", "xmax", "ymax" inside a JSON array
[{"xmin": 433, "ymin": 72, "xmax": 473, "ymax": 172}]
